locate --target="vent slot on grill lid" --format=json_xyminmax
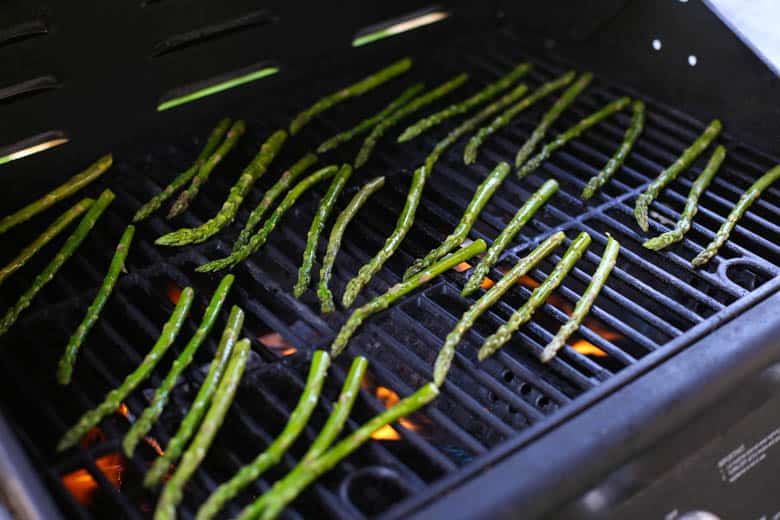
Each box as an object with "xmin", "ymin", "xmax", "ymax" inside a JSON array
[
  {"xmin": 0, "ymin": 19, "xmax": 48, "ymax": 47},
  {"xmin": 0, "ymin": 130, "xmax": 68, "ymax": 166},
  {"xmin": 352, "ymin": 5, "xmax": 449, "ymax": 47},
  {"xmin": 0, "ymin": 75, "xmax": 61, "ymax": 103}
]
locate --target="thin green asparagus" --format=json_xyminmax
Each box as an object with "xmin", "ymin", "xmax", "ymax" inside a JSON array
[
  {"xmin": 123, "ymin": 275, "xmax": 234, "ymax": 456},
  {"xmin": 478, "ymin": 232, "xmax": 591, "ymax": 361},
  {"xmin": 0, "ymin": 198, "xmax": 93, "ymax": 287},
  {"xmin": 167, "ymin": 120, "xmax": 246, "ymax": 218},
  {"xmin": 154, "ymin": 337, "xmax": 250, "ymax": 520},
  {"xmin": 582, "ymin": 100, "xmax": 646, "ymax": 199},
  {"xmin": 144, "ymin": 305, "xmax": 244, "ymax": 488},
  {"xmin": 333, "ymin": 239, "xmax": 485, "ymax": 356},
  {"xmin": 57, "ymin": 286, "xmax": 194, "ymax": 452},
  {"xmin": 433, "ymin": 232, "xmax": 565, "ymax": 386},
  {"xmin": 634, "ymin": 119, "xmax": 722, "ymax": 231},
  {"xmin": 196, "ymin": 166, "xmax": 339, "ymax": 273},
  {"xmin": 0, "ymin": 154, "xmax": 112, "ymax": 234},
  {"xmin": 540, "ymin": 234, "xmax": 619, "ymax": 363},
  {"xmin": 463, "ymin": 71, "xmax": 575, "ymax": 165},
  {"xmin": 294, "ymin": 164, "xmax": 353, "ymax": 297},
  {"xmin": 462, "ymin": 179, "xmax": 559, "ymax": 297},
  {"xmin": 290, "ymin": 57, "xmax": 412, "ymax": 135},
  {"xmin": 57, "ymin": 225, "xmax": 135, "ymax": 385},
  {"xmin": 355, "ymin": 73, "xmax": 469, "ymax": 168},
  {"xmin": 398, "ymin": 63, "xmax": 532, "ymax": 143},
  {"xmin": 133, "ymin": 118, "xmax": 232, "ymax": 222},
  {"xmin": 644, "ymin": 145, "xmax": 726, "ymax": 251},
  {"xmin": 517, "ymin": 96, "xmax": 631, "ymax": 179},
  {"xmin": 195, "ymin": 350, "xmax": 331, "ymax": 520},
  {"xmin": 0, "ymin": 190, "xmax": 115, "ymax": 338},
  {"xmin": 318, "ymin": 177, "xmax": 385, "ymax": 313},
  {"xmin": 691, "ymin": 163, "xmax": 780, "ymax": 267},
  {"xmin": 156, "ymin": 130, "xmax": 287, "ymax": 246}
]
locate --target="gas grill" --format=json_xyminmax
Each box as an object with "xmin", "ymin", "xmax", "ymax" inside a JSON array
[{"xmin": 2, "ymin": 1, "xmax": 780, "ymax": 519}]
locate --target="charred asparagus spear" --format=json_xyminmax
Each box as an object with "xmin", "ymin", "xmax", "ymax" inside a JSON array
[
  {"xmin": 290, "ymin": 57, "xmax": 412, "ymax": 135},
  {"xmin": 195, "ymin": 351, "xmax": 331, "ymax": 520},
  {"xmin": 0, "ymin": 154, "xmax": 112, "ymax": 234},
  {"xmin": 582, "ymin": 100, "xmax": 646, "ymax": 199},
  {"xmin": 318, "ymin": 176, "xmax": 386, "ymax": 314},
  {"xmin": 462, "ymin": 179, "xmax": 559, "ymax": 297},
  {"xmin": 0, "ymin": 190, "xmax": 115, "ymax": 338},
  {"xmin": 156, "ymin": 130, "xmax": 287, "ymax": 246},
  {"xmin": 643, "ymin": 145, "xmax": 726, "ymax": 251},
  {"xmin": 634, "ymin": 119, "xmax": 722, "ymax": 231},
  {"xmin": 57, "ymin": 286, "xmax": 194, "ymax": 452},
  {"xmin": 517, "ymin": 96, "xmax": 632, "ymax": 179},
  {"xmin": 57, "ymin": 225, "xmax": 135, "ymax": 385},
  {"xmin": 691, "ymin": 163, "xmax": 780, "ymax": 267},
  {"xmin": 540, "ymin": 234, "xmax": 619, "ymax": 363},
  {"xmin": 144, "ymin": 305, "xmax": 244, "ymax": 488},
  {"xmin": 478, "ymin": 232, "xmax": 591, "ymax": 361}
]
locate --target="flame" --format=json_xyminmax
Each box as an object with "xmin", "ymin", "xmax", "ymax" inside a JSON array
[
  {"xmin": 571, "ymin": 339, "xmax": 608, "ymax": 357},
  {"xmin": 583, "ymin": 318, "xmax": 623, "ymax": 342},
  {"xmin": 80, "ymin": 427, "xmax": 105, "ymax": 449},
  {"xmin": 518, "ymin": 275, "xmax": 540, "ymax": 289},
  {"xmin": 453, "ymin": 262, "xmax": 471, "ymax": 273},
  {"xmin": 370, "ymin": 386, "xmax": 419, "ymax": 440},
  {"xmin": 62, "ymin": 453, "xmax": 124, "ymax": 506},
  {"xmin": 117, "ymin": 402, "xmax": 165, "ymax": 456},
  {"xmin": 165, "ymin": 282, "xmax": 182, "ymax": 305},
  {"xmin": 257, "ymin": 332, "xmax": 297, "ymax": 357}
]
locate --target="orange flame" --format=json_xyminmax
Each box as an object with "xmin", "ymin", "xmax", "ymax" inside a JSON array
[
  {"xmin": 165, "ymin": 282, "xmax": 182, "ymax": 305},
  {"xmin": 370, "ymin": 386, "xmax": 419, "ymax": 441},
  {"xmin": 257, "ymin": 332, "xmax": 298, "ymax": 357},
  {"xmin": 583, "ymin": 318, "xmax": 623, "ymax": 342},
  {"xmin": 453, "ymin": 262, "xmax": 494, "ymax": 288},
  {"xmin": 62, "ymin": 453, "xmax": 124, "ymax": 506},
  {"xmin": 571, "ymin": 339, "xmax": 608, "ymax": 357},
  {"xmin": 116, "ymin": 402, "xmax": 165, "ymax": 456}
]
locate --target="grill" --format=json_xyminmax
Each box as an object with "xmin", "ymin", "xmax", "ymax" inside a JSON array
[{"xmin": 2, "ymin": 1, "xmax": 780, "ymax": 519}]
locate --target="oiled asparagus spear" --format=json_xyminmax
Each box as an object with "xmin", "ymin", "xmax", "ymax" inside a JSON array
[
  {"xmin": 691, "ymin": 163, "xmax": 780, "ymax": 267},
  {"xmin": 0, "ymin": 190, "xmax": 115, "ymax": 338},
  {"xmin": 540, "ymin": 234, "xmax": 619, "ymax": 363},
  {"xmin": 478, "ymin": 232, "xmax": 590, "ymax": 361},
  {"xmin": 57, "ymin": 287, "xmax": 194, "ymax": 452},
  {"xmin": 462, "ymin": 179, "xmax": 559, "ymax": 297},
  {"xmin": 433, "ymin": 232, "xmax": 565, "ymax": 386},
  {"xmin": 318, "ymin": 177, "xmax": 386, "ymax": 313},
  {"xmin": 144, "ymin": 305, "xmax": 244, "ymax": 488},
  {"xmin": 154, "ymin": 337, "xmax": 251, "ymax": 520},
  {"xmin": 123, "ymin": 274, "xmax": 234, "ymax": 456},
  {"xmin": 634, "ymin": 119, "xmax": 722, "ymax": 231},
  {"xmin": 643, "ymin": 145, "xmax": 726, "ymax": 251},
  {"xmin": 156, "ymin": 130, "xmax": 287, "ymax": 246},
  {"xmin": 294, "ymin": 164, "xmax": 353, "ymax": 297},
  {"xmin": 195, "ymin": 351, "xmax": 331, "ymax": 520},
  {"xmin": 0, "ymin": 154, "xmax": 112, "ymax": 234},
  {"xmin": 57, "ymin": 225, "xmax": 135, "ymax": 385},
  {"xmin": 582, "ymin": 100, "xmax": 645, "ymax": 199}
]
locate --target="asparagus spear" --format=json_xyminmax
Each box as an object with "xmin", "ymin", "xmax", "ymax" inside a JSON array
[
  {"xmin": 582, "ymin": 100, "xmax": 646, "ymax": 199},
  {"xmin": 57, "ymin": 286, "xmax": 194, "ymax": 452},
  {"xmin": 478, "ymin": 232, "xmax": 591, "ymax": 361},
  {"xmin": 167, "ymin": 120, "xmax": 246, "ymax": 218},
  {"xmin": 634, "ymin": 119, "xmax": 722, "ymax": 231},
  {"xmin": 56, "ymin": 225, "xmax": 135, "ymax": 385},
  {"xmin": 317, "ymin": 84, "xmax": 424, "ymax": 153},
  {"xmin": 294, "ymin": 164, "xmax": 353, "ymax": 297},
  {"xmin": 462, "ymin": 179, "xmax": 559, "ymax": 297},
  {"xmin": 433, "ymin": 232, "xmax": 565, "ymax": 386},
  {"xmin": 643, "ymin": 145, "xmax": 726, "ymax": 251},
  {"xmin": 195, "ymin": 351, "xmax": 331, "ymax": 520},
  {"xmin": 144, "ymin": 305, "xmax": 244, "ymax": 488},
  {"xmin": 0, "ymin": 154, "xmax": 112, "ymax": 234},
  {"xmin": 233, "ymin": 153, "xmax": 319, "ymax": 251},
  {"xmin": 540, "ymin": 234, "xmax": 619, "ymax": 363},
  {"xmin": 333, "ymin": 239, "xmax": 486, "ymax": 356},
  {"xmin": 517, "ymin": 96, "xmax": 632, "ymax": 179},
  {"xmin": 355, "ymin": 73, "xmax": 469, "ymax": 168},
  {"xmin": 154, "ymin": 337, "xmax": 251, "ymax": 520},
  {"xmin": 156, "ymin": 130, "xmax": 287, "ymax": 246},
  {"xmin": 514, "ymin": 72, "xmax": 593, "ymax": 168},
  {"xmin": 123, "ymin": 274, "xmax": 234, "ymax": 456},
  {"xmin": 0, "ymin": 198, "xmax": 93, "ymax": 287},
  {"xmin": 691, "ymin": 163, "xmax": 780, "ymax": 267},
  {"xmin": 238, "ymin": 383, "xmax": 440, "ymax": 520},
  {"xmin": 196, "ymin": 166, "xmax": 339, "ymax": 273},
  {"xmin": 318, "ymin": 177, "xmax": 385, "ymax": 313},
  {"xmin": 290, "ymin": 57, "xmax": 413, "ymax": 135},
  {"xmin": 463, "ymin": 71, "xmax": 576, "ymax": 165},
  {"xmin": 0, "ymin": 190, "xmax": 115, "ymax": 338},
  {"xmin": 133, "ymin": 118, "xmax": 232, "ymax": 222},
  {"xmin": 398, "ymin": 63, "xmax": 532, "ymax": 143}
]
